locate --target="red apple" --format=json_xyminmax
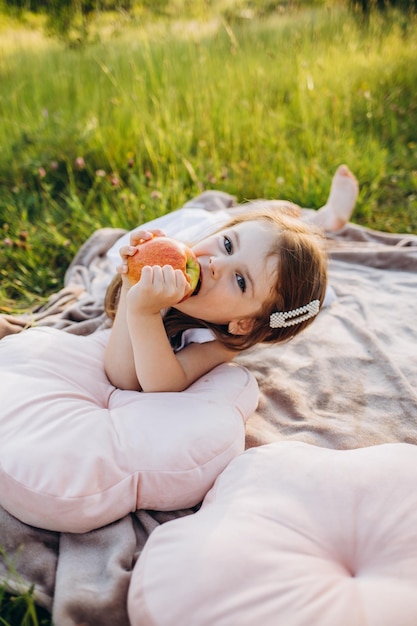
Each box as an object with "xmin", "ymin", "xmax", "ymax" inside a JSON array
[{"xmin": 126, "ymin": 235, "xmax": 201, "ymax": 298}]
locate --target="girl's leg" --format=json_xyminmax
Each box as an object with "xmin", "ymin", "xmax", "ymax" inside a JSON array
[
  {"xmin": 226, "ymin": 165, "xmax": 359, "ymax": 231},
  {"xmin": 306, "ymin": 165, "xmax": 359, "ymax": 232}
]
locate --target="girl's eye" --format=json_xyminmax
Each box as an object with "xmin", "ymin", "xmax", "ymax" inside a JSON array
[
  {"xmin": 223, "ymin": 236, "xmax": 245, "ymax": 292},
  {"xmin": 236, "ymin": 274, "xmax": 246, "ymax": 293},
  {"xmin": 223, "ymin": 236, "xmax": 232, "ymax": 255}
]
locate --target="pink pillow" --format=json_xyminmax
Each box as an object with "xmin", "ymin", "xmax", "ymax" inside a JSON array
[
  {"xmin": 0, "ymin": 327, "xmax": 258, "ymax": 533},
  {"xmin": 128, "ymin": 441, "xmax": 417, "ymax": 626}
]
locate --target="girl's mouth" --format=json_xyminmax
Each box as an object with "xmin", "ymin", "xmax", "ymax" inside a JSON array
[{"xmin": 192, "ymin": 272, "xmax": 202, "ymax": 296}]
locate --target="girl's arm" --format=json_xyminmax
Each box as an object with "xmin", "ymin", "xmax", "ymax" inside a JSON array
[
  {"xmin": 128, "ymin": 310, "xmax": 234, "ymax": 392},
  {"xmin": 104, "ymin": 228, "xmax": 164, "ymax": 391},
  {"xmin": 104, "ymin": 282, "xmax": 142, "ymax": 390},
  {"xmin": 124, "ymin": 264, "xmax": 235, "ymax": 392},
  {"xmin": 104, "ymin": 232, "xmax": 235, "ymax": 392}
]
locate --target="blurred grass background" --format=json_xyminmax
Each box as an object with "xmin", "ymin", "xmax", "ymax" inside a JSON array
[{"xmin": 0, "ymin": 1, "xmax": 416, "ymax": 313}]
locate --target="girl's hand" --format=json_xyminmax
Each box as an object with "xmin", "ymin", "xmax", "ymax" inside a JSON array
[
  {"xmin": 126, "ymin": 264, "xmax": 190, "ymax": 316},
  {"xmin": 117, "ymin": 229, "xmax": 166, "ymax": 286}
]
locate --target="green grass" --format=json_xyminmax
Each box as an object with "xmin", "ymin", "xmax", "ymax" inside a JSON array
[
  {"xmin": 0, "ymin": 591, "xmax": 51, "ymax": 626},
  {"xmin": 0, "ymin": 4, "xmax": 416, "ymax": 302},
  {"xmin": 1, "ymin": 5, "xmax": 416, "ymax": 310},
  {"xmin": 0, "ymin": 547, "xmax": 51, "ymax": 626}
]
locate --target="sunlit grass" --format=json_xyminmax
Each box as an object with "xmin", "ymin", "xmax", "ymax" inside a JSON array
[
  {"xmin": 0, "ymin": 546, "xmax": 51, "ymax": 626},
  {"xmin": 0, "ymin": 4, "xmax": 416, "ymax": 311}
]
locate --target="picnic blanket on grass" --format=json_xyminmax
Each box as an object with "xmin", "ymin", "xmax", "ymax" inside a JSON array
[{"xmin": 1, "ymin": 195, "xmax": 417, "ymax": 626}]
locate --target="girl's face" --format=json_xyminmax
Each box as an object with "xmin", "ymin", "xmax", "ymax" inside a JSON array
[{"xmin": 176, "ymin": 220, "xmax": 278, "ymax": 331}]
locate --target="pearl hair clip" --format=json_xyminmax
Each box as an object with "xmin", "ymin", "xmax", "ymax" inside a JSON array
[{"xmin": 269, "ymin": 299, "xmax": 320, "ymax": 329}]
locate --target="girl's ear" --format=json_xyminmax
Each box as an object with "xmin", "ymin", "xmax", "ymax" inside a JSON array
[{"xmin": 228, "ymin": 318, "xmax": 255, "ymax": 336}]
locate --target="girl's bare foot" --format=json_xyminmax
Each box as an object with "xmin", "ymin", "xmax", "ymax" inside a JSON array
[{"xmin": 312, "ymin": 165, "xmax": 359, "ymax": 232}]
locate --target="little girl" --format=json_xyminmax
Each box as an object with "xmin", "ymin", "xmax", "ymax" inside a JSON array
[{"xmin": 104, "ymin": 165, "xmax": 358, "ymax": 393}]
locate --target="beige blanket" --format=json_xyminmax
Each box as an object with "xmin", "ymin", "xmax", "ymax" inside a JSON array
[
  {"xmin": 242, "ymin": 222, "xmax": 417, "ymax": 450},
  {"xmin": 1, "ymin": 198, "xmax": 417, "ymax": 626}
]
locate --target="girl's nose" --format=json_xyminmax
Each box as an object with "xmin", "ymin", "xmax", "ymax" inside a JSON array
[{"xmin": 209, "ymin": 257, "xmax": 222, "ymax": 279}]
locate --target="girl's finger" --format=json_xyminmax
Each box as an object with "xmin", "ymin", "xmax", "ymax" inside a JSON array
[
  {"xmin": 129, "ymin": 229, "xmax": 167, "ymax": 246},
  {"xmin": 151, "ymin": 229, "xmax": 166, "ymax": 238},
  {"xmin": 117, "ymin": 263, "xmax": 128, "ymax": 275},
  {"xmin": 119, "ymin": 245, "xmax": 137, "ymax": 259}
]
